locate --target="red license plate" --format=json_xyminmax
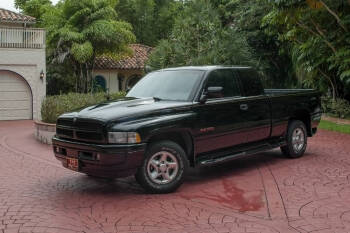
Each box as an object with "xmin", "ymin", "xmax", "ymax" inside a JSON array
[{"xmin": 67, "ymin": 157, "xmax": 79, "ymax": 171}]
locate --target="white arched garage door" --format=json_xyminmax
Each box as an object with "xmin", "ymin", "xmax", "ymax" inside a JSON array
[{"xmin": 0, "ymin": 71, "xmax": 32, "ymax": 120}]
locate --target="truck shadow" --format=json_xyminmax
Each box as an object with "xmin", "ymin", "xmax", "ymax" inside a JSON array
[
  {"xmin": 34, "ymin": 149, "xmax": 315, "ymax": 222},
  {"xmin": 49, "ymin": 149, "xmax": 312, "ymax": 199},
  {"xmin": 70, "ymin": 149, "xmax": 305, "ymax": 195}
]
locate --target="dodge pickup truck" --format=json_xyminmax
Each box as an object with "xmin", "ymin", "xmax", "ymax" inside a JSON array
[{"xmin": 53, "ymin": 66, "xmax": 322, "ymax": 193}]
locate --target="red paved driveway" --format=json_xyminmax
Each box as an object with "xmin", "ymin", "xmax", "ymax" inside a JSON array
[{"xmin": 0, "ymin": 120, "xmax": 350, "ymax": 233}]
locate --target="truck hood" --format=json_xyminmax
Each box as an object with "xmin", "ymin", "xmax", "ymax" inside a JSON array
[{"xmin": 60, "ymin": 97, "xmax": 193, "ymax": 122}]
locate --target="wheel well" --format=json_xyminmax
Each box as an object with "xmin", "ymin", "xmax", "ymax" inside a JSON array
[
  {"xmin": 290, "ymin": 110, "xmax": 312, "ymax": 136},
  {"xmin": 147, "ymin": 131, "xmax": 195, "ymax": 166}
]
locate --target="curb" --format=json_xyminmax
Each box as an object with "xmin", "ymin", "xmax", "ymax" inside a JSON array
[{"xmin": 34, "ymin": 120, "xmax": 56, "ymax": 144}]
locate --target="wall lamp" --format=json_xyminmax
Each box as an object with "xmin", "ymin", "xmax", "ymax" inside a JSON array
[{"xmin": 40, "ymin": 70, "xmax": 45, "ymax": 81}]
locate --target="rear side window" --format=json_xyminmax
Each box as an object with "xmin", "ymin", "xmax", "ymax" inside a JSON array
[
  {"xmin": 237, "ymin": 69, "xmax": 264, "ymax": 96},
  {"xmin": 205, "ymin": 69, "xmax": 241, "ymax": 98}
]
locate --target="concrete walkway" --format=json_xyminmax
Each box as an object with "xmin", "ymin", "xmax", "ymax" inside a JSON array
[{"xmin": 0, "ymin": 120, "xmax": 350, "ymax": 233}]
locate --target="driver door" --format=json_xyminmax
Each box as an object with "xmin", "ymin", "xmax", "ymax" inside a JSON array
[{"xmin": 193, "ymin": 69, "xmax": 247, "ymax": 154}]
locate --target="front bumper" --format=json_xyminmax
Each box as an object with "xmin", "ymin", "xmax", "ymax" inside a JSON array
[{"xmin": 52, "ymin": 136, "xmax": 147, "ymax": 178}]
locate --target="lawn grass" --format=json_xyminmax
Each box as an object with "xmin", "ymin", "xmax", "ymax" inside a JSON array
[{"xmin": 319, "ymin": 120, "xmax": 350, "ymax": 134}]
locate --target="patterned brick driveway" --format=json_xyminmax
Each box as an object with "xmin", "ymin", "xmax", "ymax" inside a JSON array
[{"xmin": 0, "ymin": 120, "xmax": 350, "ymax": 233}]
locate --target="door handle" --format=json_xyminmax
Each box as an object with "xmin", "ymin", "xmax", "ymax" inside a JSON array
[{"xmin": 240, "ymin": 104, "xmax": 249, "ymax": 111}]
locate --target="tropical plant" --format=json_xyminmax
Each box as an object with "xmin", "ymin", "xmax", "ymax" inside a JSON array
[
  {"xmin": 41, "ymin": 0, "xmax": 135, "ymax": 93},
  {"xmin": 209, "ymin": 0, "xmax": 297, "ymax": 88},
  {"xmin": 16, "ymin": 0, "xmax": 52, "ymax": 26},
  {"xmin": 46, "ymin": 62, "xmax": 76, "ymax": 96},
  {"xmin": 147, "ymin": 0, "xmax": 255, "ymax": 70},
  {"xmin": 263, "ymin": 0, "xmax": 350, "ymax": 99},
  {"xmin": 115, "ymin": 0, "xmax": 182, "ymax": 46}
]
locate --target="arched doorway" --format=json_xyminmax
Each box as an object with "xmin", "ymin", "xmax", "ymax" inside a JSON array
[
  {"xmin": 94, "ymin": 75, "xmax": 106, "ymax": 92},
  {"xmin": 126, "ymin": 75, "xmax": 141, "ymax": 90},
  {"xmin": 0, "ymin": 70, "xmax": 33, "ymax": 120}
]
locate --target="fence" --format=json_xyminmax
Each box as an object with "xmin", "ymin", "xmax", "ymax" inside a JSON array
[{"xmin": 0, "ymin": 27, "xmax": 45, "ymax": 49}]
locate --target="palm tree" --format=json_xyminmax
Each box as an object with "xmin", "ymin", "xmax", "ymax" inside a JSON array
[{"xmin": 43, "ymin": 0, "xmax": 135, "ymax": 92}]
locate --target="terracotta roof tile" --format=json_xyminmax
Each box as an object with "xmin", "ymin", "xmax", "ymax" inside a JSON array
[
  {"xmin": 95, "ymin": 44, "xmax": 153, "ymax": 70},
  {"xmin": 0, "ymin": 8, "xmax": 36, "ymax": 24}
]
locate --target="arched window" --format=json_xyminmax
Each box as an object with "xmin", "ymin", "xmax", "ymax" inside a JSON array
[
  {"xmin": 94, "ymin": 75, "xmax": 106, "ymax": 92},
  {"xmin": 126, "ymin": 75, "xmax": 141, "ymax": 90}
]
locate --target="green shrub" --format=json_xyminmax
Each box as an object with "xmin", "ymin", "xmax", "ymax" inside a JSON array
[
  {"xmin": 321, "ymin": 96, "xmax": 332, "ymax": 113},
  {"xmin": 321, "ymin": 96, "xmax": 350, "ymax": 119},
  {"xmin": 41, "ymin": 92, "xmax": 126, "ymax": 123}
]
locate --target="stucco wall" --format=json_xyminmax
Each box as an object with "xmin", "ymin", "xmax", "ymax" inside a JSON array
[
  {"xmin": 92, "ymin": 70, "xmax": 119, "ymax": 93},
  {"xmin": 0, "ymin": 48, "xmax": 46, "ymax": 120},
  {"xmin": 93, "ymin": 69, "xmax": 144, "ymax": 93}
]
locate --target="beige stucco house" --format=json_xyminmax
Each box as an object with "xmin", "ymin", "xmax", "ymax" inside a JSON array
[
  {"xmin": 93, "ymin": 44, "xmax": 152, "ymax": 93},
  {"xmin": 0, "ymin": 8, "xmax": 46, "ymax": 121}
]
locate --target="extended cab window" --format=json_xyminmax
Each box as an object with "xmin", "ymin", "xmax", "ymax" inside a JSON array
[
  {"xmin": 205, "ymin": 69, "xmax": 241, "ymax": 99},
  {"xmin": 237, "ymin": 69, "xmax": 264, "ymax": 96}
]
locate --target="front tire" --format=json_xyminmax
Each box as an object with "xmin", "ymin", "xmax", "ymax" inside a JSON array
[
  {"xmin": 281, "ymin": 120, "xmax": 307, "ymax": 158},
  {"xmin": 135, "ymin": 141, "xmax": 189, "ymax": 193}
]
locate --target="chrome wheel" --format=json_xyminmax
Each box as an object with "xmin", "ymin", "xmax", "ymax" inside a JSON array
[
  {"xmin": 147, "ymin": 151, "xmax": 179, "ymax": 184},
  {"xmin": 292, "ymin": 127, "xmax": 305, "ymax": 152}
]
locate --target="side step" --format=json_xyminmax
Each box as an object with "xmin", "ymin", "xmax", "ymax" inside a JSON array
[{"xmin": 198, "ymin": 140, "xmax": 285, "ymax": 166}]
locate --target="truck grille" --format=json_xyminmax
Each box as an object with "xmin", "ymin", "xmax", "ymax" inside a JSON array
[
  {"xmin": 56, "ymin": 128, "xmax": 74, "ymax": 138},
  {"xmin": 57, "ymin": 118, "xmax": 74, "ymax": 127},
  {"xmin": 56, "ymin": 118, "xmax": 105, "ymax": 143}
]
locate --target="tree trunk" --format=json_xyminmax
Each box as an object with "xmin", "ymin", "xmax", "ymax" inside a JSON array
[
  {"xmin": 310, "ymin": 18, "xmax": 337, "ymax": 54},
  {"xmin": 80, "ymin": 64, "xmax": 84, "ymax": 93},
  {"xmin": 318, "ymin": 68, "xmax": 336, "ymax": 100},
  {"xmin": 90, "ymin": 58, "xmax": 95, "ymax": 94},
  {"xmin": 73, "ymin": 64, "xmax": 78, "ymax": 92},
  {"xmin": 319, "ymin": 0, "xmax": 348, "ymax": 32},
  {"xmin": 85, "ymin": 63, "xmax": 89, "ymax": 93},
  {"xmin": 296, "ymin": 20, "xmax": 336, "ymax": 54}
]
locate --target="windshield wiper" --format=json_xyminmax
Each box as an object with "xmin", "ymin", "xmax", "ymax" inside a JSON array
[{"xmin": 153, "ymin": 96, "xmax": 163, "ymax": 101}]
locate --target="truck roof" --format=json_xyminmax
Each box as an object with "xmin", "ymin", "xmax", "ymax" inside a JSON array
[{"xmin": 159, "ymin": 65, "xmax": 252, "ymax": 72}]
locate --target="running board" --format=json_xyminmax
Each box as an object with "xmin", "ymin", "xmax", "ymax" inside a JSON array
[{"xmin": 198, "ymin": 141, "xmax": 284, "ymax": 166}]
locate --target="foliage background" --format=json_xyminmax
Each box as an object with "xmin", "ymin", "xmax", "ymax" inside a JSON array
[
  {"xmin": 16, "ymin": 0, "xmax": 350, "ymax": 119},
  {"xmin": 147, "ymin": 0, "xmax": 256, "ymax": 70}
]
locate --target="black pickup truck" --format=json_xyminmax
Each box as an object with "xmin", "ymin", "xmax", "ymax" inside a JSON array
[{"xmin": 53, "ymin": 66, "xmax": 322, "ymax": 193}]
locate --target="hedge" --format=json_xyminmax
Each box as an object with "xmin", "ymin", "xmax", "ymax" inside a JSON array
[
  {"xmin": 41, "ymin": 92, "xmax": 126, "ymax": 123},
  {"xmin": 321, "ymin": 96, "xmax": 350, "ymax": 119}
]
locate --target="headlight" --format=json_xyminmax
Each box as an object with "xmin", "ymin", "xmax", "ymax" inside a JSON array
[{"xmin": 108, "ymin": 132, "xmax": 141, "ymax": 144}]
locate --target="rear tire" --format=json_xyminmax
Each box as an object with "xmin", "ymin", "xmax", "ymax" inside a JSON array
[
  {"xmin": 135, "ymin": 141, "xmax": 189, "ymax": 194},
  {"xmin": 281, "ymin": 120, "xmax": 307, "ymax": 158}
]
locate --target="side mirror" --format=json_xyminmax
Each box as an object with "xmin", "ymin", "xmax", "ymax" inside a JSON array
[{"xmin": 199, "ymin": 86, "xmax": 223, "ymax": 103}]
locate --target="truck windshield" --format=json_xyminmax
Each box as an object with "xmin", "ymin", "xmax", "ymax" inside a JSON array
[{"xmin": 126, "ymin": 70, "xmax": 204, "ymax": 101}]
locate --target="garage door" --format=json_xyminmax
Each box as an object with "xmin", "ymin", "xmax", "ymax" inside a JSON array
[{"xmin": 0, "ymin": 71, "xmax": 32, "ymax": 120}]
